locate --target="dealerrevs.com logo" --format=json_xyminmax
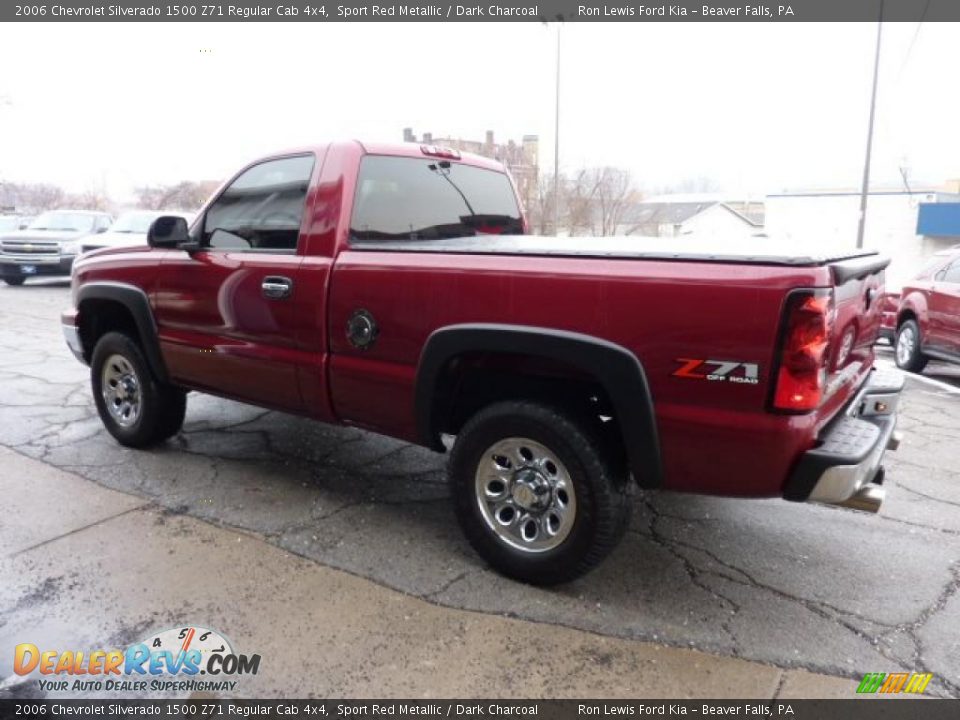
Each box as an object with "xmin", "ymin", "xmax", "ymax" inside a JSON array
[
  {"xmin": 856, "ymin": 672, "xmax": 933, "ymax": 695},
  {"xmin": 13, "ymin": 626, "xmax": 261, "ymax": 693}
]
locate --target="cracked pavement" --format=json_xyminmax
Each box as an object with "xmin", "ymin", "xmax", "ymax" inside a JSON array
[{"xmin": 2, "ymin": 281, "xmax": 959, "ymax": 697}]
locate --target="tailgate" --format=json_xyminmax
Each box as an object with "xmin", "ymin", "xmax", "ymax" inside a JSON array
[{"xmin": 822, "ymin": 254, "xmax": 890, "ymax": 410}]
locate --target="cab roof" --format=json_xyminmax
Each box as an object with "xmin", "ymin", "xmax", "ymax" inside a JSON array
[{"xmin": 263, "ymin": 140, "xmax": 507, "ymax": 173}]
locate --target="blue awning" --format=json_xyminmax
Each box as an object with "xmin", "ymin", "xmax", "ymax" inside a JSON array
[{"xmin": 917, "ymin": 203, "xmax": 960, "ymax": 237}]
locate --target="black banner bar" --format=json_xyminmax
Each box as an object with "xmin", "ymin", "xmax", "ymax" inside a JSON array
[
  {"xmin": 4, "ymin": 0, "xmax": 960, "ymax": 22},
  {"xmin": 1, "ymin": 700, "xmax": 958, "ymax": 720}
]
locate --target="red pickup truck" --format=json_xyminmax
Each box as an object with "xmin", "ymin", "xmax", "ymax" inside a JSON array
[{"xmin": 63, "ymin": 141, "xmax": 903, "ymax": 584}]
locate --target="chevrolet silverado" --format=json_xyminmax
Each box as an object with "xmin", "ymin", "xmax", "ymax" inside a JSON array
[{"xmin": 62, "ymin": 141, "xmax": 903, "ymax": 584}]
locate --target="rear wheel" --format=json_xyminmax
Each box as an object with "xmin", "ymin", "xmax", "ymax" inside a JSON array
[
  {"xmin": 2, "ymin": 276, "xmax": 25, "ymax": 286},
  {"xmin": 449, "ymin": 400, "xmax": 632, "ymax": 585},
  {"xmin": 91, "ymin": 332, "xmax": 187, "ymax": 447},
  {"xmin": 895, "ymin": 319, "xmax": 928, "ymax": 373}
]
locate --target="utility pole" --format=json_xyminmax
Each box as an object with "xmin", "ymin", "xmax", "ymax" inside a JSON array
[
  {"xmin": 856, "ymin": 0, "xmax": 884, "ymax": 249},
  {"xmin": 553, "ymin": 22, "xmax": 561, "ymax": 236},
  {"xmin": 0, "ymin": 95, "xmax": 12, "ymax": 208}
]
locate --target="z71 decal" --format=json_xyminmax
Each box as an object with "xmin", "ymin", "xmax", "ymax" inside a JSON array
[{"xmin": 673, "ymin": 358, "xmax": 760, "ymax": 385}]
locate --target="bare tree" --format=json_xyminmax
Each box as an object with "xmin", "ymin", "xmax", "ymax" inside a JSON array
[
  {"xmin": 134, "ymin": 184, "xmax": 181, "ymax": 211},
  {"xmin": 562, "ymin": 169, "xmax": 598, "ymax": 236},
  {"xmin": 3, "ymin": 182, "xmax": 65, "ymax": 213},
  {"xmin": 64, "ymin": 183, "xmax": 111, "ymax": 211},
  {"xmin": 135, "ymin": 180, "xmax": 220, "ymax": 211},
  {"xmin": 526, "ymin": 173, "xmax": 557, "ymax": 235},
  {"xmin": 563, "ymin": 167, "xmax": 641, "ymax": 236},
  {"xmin": 592, "ymin": 167, "xmax": 636, "ymax": 236}
]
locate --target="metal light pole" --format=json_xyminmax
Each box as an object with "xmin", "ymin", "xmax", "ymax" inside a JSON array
[
  {"xmin": 856, "ymin": 1, "xmax": 884, "ymax": 249},
  {"xmin": 553, "ymin": 22, "xmax": 561, "ymax": 236},
  {"xmin": 0, "ymin": 95, "xmax": 12, "ymax": 207}
]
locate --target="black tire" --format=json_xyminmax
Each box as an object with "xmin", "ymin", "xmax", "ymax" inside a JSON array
[
  {"xmin": 449, "ymin": 400, "xmax": 632, "ymax": 585},
  {"xmin": 91, "ymin": 332, "xmax": 187, "ymax": 447},
  {"xmin": 157, "ymin": 390, "xmax": 188, "ymax": 441},
  {"xmin": 894, "ymin": 319, "xmax": 928, "ymax": 373},
  {"xmin": 2, "ymin": 276, "xmax": 25, "ymax": 286}
]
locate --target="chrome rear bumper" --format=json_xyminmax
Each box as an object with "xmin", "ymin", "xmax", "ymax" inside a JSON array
[{"xmin": 784, "ymin": 368, "xmax": 904, "ymax": 513}]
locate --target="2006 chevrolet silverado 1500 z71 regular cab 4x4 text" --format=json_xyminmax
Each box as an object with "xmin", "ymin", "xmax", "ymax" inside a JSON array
[{"xmin": 62, "ymin": 141, "xmax": 904, "ymax": 584}]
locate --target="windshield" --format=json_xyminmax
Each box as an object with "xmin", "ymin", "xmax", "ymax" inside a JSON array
[
  {"xmin": 109, "ymin": 212, "xmax": 164, "ymax": 234},
  {"xmin": 914, "ymin": 253, "xmax": 957, "ymax": 280},
  {"xmin": 28, "ymin": 212, "xmax": 97, "ymax": 232},
  {"xmin": 350, "ymin": 156, "xmax": 524, "ymax": 241}
]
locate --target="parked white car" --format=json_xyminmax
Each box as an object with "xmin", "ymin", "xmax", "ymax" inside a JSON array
[{"xmin": 80, "ymin": 210, "xmax": 193, "ymax": 254}]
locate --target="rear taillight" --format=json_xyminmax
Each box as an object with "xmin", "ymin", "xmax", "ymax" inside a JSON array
[{"xmin": 772, "ymin": 290, "xmax": 834, "ymax": 412}]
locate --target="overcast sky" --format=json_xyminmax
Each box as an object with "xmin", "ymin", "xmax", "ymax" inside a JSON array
[{"xmin": 0, "ymin": 21, "xmax": 957, "ymax": 200}]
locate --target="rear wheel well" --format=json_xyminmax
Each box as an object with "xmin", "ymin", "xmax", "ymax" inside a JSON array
[
  {"xmin": 78, "ymin": 299, "xmax": 141, "ymax": 363},
  {"xmin": 430, "ymin": 353, "xmax": 626, "ymax": 469}
]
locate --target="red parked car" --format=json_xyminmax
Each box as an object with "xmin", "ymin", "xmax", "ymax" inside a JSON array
[
  {"xmin": 885, "ymin": 248, "xmax": 960, "ymax": 372},
  {"xmin": 62, "ymin": 141, "xmax": 903, "ymax": 584}
]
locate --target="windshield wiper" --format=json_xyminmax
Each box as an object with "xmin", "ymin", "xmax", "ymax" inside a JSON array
[{"xmin": 429, "ymin": 162, "xmax": 476, "ymax": 217}]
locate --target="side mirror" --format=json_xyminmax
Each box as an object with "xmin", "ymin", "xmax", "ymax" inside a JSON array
[
  {"xmin": 18, "ymin": 223, "xmax": 28, "ymax": 230},
  {"xmin": 147, "ymin": 216, "xmax": 191, "ymax": 249},
  {"xmin": 96, "ymin": 226, "xmax": 109, "ymax": 234}
]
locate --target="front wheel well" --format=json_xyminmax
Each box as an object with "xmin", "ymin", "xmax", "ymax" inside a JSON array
[
  {"xmin": 77, "ymin": 298, "xmax": 141, "ymax": 363},
  {"xmin": 896, "ymin": 309, "xmax": 918, "ymax": 330}
]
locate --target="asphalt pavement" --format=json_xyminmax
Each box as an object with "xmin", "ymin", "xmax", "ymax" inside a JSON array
[{"xmin": 1, "ymin": 280, "xmax": 958, "ymax": 698}]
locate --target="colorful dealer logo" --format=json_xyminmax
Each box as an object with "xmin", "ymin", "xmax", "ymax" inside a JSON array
[
  {"xmin": 856, "ymin": 672, "xmax": 933, "ymax": 694},
  {"xmin": 13, "ymin": 626, "xmax": 261, "ymax": 693}
]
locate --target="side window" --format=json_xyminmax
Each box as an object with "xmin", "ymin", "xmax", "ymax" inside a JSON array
[
  {"xmin": 942, "ymin": 260, "xmax": 960, "ymax": 284},
  {"xmin": 203, "ymin": 154, "xmax": 315, "ymax": 252}
]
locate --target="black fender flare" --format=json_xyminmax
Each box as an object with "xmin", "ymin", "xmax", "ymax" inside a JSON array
[
  {"xmin": 76, "ymin": 281, "xmax": 169, "ymax": 383},
  {"xmin": 415, "ymin": 324, "xmax": 663, "ymax": 488}
]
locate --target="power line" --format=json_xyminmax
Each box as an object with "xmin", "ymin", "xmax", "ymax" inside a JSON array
[{"xmin": 899, "ymin": 0, "xmax": 931, "ymax": 80}]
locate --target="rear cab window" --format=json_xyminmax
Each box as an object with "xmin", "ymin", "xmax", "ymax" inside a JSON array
[{"xmin": 349, "ymin": 155, "xmax": 523, "ymax": 242}]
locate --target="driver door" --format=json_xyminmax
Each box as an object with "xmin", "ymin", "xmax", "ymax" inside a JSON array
[{"xmin": 153, "ymin": 154, "xmax": 316, "ymax": 412}]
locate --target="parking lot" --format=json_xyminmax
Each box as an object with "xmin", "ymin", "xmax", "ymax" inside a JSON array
[{"xmin": 2, "ymin": 280, "xmax": 959, "ymax": 698}]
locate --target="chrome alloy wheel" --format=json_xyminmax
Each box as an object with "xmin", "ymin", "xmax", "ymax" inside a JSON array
[
  {"xmin": 101, "ymin": 354, "xmax": 141, "ymax": 428},
  {"xmin": 896, "ymin": 325, "xmax": 916, "ymax": 366},
  {"xmin": 474, "ymin": 437, "xmax": 577, "ymax": 553}
]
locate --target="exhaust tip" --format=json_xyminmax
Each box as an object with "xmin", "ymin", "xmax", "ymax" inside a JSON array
[
  {"xmin": 836, "ymin": 484, "xmax": 885, "ymax": 514},
  {"xmin": 888, "ymin": 430, "xmax": 903, "ymax": 452}
]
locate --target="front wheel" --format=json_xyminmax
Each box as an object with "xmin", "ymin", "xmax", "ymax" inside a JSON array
[
  {"xmin": 2, "ymin": 276, "xmax": 25, "ymax": 286},
  {"xmin": 91, "ymin": 331, "xmax": 187, "ymax": 447},
  {"xmin": 448, "ymin": 401, "xmax": 632, "ymax": 585},
  {"xmin": 895, "ymin": 319, "xmax": 928, "ymax": 373}
]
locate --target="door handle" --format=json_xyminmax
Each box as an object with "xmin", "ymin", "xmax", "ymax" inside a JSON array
[{"xmin": 262, "ymin": 276, "xmax": 293, "ymax": 299}]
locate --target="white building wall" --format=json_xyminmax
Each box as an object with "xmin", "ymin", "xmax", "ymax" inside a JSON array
[{"xmin": 764, "ymin": 192, "xmax": 955, "ymax": 288}]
